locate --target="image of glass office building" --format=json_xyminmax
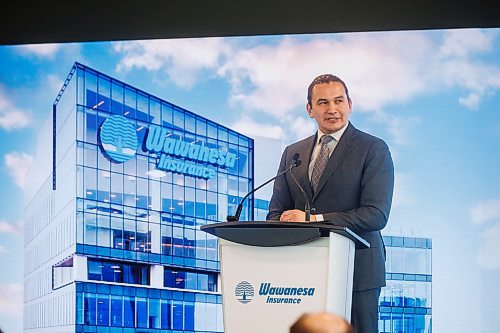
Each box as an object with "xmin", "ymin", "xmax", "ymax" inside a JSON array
[
  {"xmin": 24, "ymin": 62, "xmax": 254, "ymax": 333},
  {"xmin": 380, "ymin": 236, "xmax": 432, "ymax": 333}
]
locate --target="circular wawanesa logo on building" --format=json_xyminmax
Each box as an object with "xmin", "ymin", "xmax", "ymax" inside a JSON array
[
  {"xmin": 235, "ymin": 281, "xmax": 254, "ymax": 304},
  {"xmin": 99, "ymin": 115, "xmax": 138, "ymax": 163}
]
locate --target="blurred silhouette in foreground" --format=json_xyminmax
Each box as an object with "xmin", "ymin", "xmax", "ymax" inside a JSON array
[{"xmin": 290, "ymin": 312, "xmax": 355, "ymax": 333}]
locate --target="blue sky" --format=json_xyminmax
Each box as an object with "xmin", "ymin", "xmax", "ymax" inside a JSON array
[{"xmin": 1, "ymin": 28, "xmax": 500, "ymax": 333}]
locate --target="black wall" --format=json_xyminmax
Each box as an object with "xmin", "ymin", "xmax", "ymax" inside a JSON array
[{"xmin": 2, "ymin": 0, "xmax": 500, "ymax": 45}]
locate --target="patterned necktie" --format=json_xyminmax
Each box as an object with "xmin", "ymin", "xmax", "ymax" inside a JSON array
[{"xmin": 311, "ymin": 135, "xmax": 334, "ymax": 193}]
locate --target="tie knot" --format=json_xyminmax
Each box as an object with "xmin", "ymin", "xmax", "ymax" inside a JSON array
[{"xmin": 320, "ymin": 135, "xmax": 334, "ymax": 145}]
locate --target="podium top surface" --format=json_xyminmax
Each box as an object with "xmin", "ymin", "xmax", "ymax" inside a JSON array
[{"xmin": 200, "ymin": 221, "xmax": 369, "ymax": 248}]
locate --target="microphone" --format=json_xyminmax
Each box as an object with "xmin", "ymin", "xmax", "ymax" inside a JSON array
[
  {"xmin": 288, "ymin": 158, "xmax": 312, "ymax": 222},
  {"xmin": 227, "ymin": 153, "xmax": 301, "ymax": 222}
]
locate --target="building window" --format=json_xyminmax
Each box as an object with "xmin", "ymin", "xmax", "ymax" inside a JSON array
[
  {"xmin": 136, "ymin": 297, "xmax": 148, "ymax": 328},
  {"xmin": 97, "ymin": 295, "xmax": 110, "ymax": 325},
  {"xmin": 164, "ymin": 268, "xmax": 217, "ymax": 292},
  {"xmin": 84, "ymin": 293, "xmax": 97, "ymax": 325},
  {"xmin": 52, "ymin": 256, "xmax": 74, "ymax": 290},
  {"xmin": 110, "ymin": 295, "xmax": 123, "ymax": 326},
  {"xmin": 88, "ymin": 258, "xmax": 150, "ymax": 285},
  {"xmin": 161, "ymin": 299, "xmax": 172, "ymax": 329},
  {"xmin": 123, "ymin": 296, "xmax": 135, "ymax": 327}
]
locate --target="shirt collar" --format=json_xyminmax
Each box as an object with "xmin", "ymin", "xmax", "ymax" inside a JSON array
[{"xmin": 316, "ymin": 122, "xmax": 349, "ymax": 145}]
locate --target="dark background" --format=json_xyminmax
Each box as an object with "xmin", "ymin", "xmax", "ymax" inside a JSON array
[{"xmin": 2, "ymin": 0, "xmax": 500, "ymax": 45}]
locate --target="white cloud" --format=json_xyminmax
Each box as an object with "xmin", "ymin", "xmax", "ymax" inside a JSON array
[
  {"xmin": 470, "ymin": 198, "xmax": 500, "ymax": 225},
  {"xmin": 478, "ymin": 222, "xmax": 500, "ymax": 270},
  {"xmin": 437, "ymin": 29, "xmax": 500, "ymax": 110},
  {"xmin": 459, "ymin": 92, "xmax": 481, "ymax": 109},
  {"xmin": 113, "ymin": 38, "xmax": 231, "ymax": 88},
  {"xmin": 438, "ymin": 59, "xmax": 500, "ymax": 110},
  {"xmin": 0, "ymin": 220, "xmax": 20, "ymax": 234},
  {"xmin": 231, "ymin": 114, "xmax": 316, "ymax": 144},
  {"xmin": 392, "ymin": 172, "xmax": 415, "ymax": 208},
  {"xmin": 16, "ymin": 43, "xmax": 60, "ymax": 58},
  {"xmin": 216, "ymin": 33, "xmax": 436, "ymax": 147},
  {"xmin": 439, "ymin": 29, "xmax": 494, "ymax": 59},
  {"xmin": 231, "ymin": 116, "xmax": 285, "ymax": 140},
  {"xmin": 470, "ymin": 198, "xmax": 500, "ymax": 270},
  {"xmin": 219, "ymin": 32, "xmax": 435, "ymax": 117},
  {"xmin": 0, "ymin": 220, "xmax": 23, "ymax": 235},
  {"xmin": 0, "ymin": 87, "xmax": 32, "ymax": 130},
  {"xmin": 381, "ymin": 114, "xmax": 421, "ymax": 146},
  {"xmin": 219, "ymin": 29, "xmax": 500, "ymax": 141},
  {"xmin": 287, "ymin": 115, "xmax": 316, "ymax": 142},
  {"xmin": 4, "ymin": 152, "xmax": 34, "ymax": 189},
  {"xmin": 0, "ymin": 283, "xmax": 22, "ymax": 317},
  {"xmin": 46, "ymin": 74, "xmax": 66, "ymax": 96},
  {"xmin": 112, "ymin": 29, "xmax": 500, "ymax": 143},
  {"xmin": 0, "ymin": 244, "xmax": 6, "ymax": 254},
  {"xmin": 219, "ymin": 38, "xmax": 314, "ymax": 116}
]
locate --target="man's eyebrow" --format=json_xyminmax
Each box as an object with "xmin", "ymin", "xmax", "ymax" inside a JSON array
[{"xmin": 316, "ymin": 95, "xmax": 345, "ymax": 102}]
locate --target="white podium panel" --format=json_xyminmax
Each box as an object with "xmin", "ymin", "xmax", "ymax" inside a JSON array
[{"xmin": 219, "ymin": 232, "xmax": 354, "ymax": 333}]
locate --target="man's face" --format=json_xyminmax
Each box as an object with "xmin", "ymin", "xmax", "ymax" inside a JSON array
[{"xmin": 306, "ymin": 82, "xmax": 352, "ymax": 134}]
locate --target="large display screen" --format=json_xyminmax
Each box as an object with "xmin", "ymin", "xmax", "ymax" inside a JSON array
[{"xmin": 1, "ymin": 28, "xmax": 499, "ymax": 333}]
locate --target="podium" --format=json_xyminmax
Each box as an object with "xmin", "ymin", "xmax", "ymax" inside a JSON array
[{"xmin": 201, "ymin": 221, "xmax": 369, "ymax": 333}]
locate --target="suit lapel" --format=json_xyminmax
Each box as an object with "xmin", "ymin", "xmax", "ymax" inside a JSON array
[
  {"xmin": 294, "ymin": 134, "xmax": 316, "ymax": 201},
  {"xmin": 313, "ymin": 123, "xmax": 357, "ymax": 199}
]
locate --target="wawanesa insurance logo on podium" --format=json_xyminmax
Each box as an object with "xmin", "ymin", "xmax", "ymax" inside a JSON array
[
  {"xmin": 235, "ymin": 281, "xmax": 255, "ymax": 304},
  {"xmin": 235, "ymin": 281, "xmax": 316, "ymax": 305}
]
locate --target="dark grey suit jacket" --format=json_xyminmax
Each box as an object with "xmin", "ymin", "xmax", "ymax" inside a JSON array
[{"xmin": 267, "ymin": 122, "xmax": 394, "ymax": 291}]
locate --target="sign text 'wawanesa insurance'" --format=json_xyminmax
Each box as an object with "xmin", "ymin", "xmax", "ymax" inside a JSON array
[{"xmin": 145, "ymin": 125, "xmax": 237, "ymax": 179}]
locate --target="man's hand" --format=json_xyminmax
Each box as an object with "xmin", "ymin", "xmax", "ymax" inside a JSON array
[{"xmin": 279, "ymin": 209, "xmax": 317, "ymax": 223}]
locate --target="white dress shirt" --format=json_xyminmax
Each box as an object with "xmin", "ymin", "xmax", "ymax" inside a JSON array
[{"xmin": 309, "ymin": 123, "xmax": 349, "ymax": 221}]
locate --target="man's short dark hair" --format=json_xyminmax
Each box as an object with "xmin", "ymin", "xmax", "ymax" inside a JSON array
[{"xmin": 307, "ymin": 74, "xmax": 350, "ymax": 105}]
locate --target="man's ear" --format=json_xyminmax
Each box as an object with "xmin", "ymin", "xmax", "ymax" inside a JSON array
[
  {"xmin": 348, "ymin": 98, "xmax": 353, "ymax": 113},
  {"xmin": 306, "ymin": 103, "xmax": 314, "ymax": 118}
]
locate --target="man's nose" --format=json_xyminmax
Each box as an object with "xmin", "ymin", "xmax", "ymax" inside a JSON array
[{"xmin": 325, "ymin": 104, "xmax": 335, "ymax": 112}]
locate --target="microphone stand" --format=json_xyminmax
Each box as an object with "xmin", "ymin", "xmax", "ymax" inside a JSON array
[
  {"xmin": 289, "ymin": 168, "xmax": 311, "ymax": 222},
  {"xmin": 227, "ymin": 159, "xmax": 299, "ymax": 222}
]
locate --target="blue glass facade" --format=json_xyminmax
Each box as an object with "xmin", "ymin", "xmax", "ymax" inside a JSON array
[
  {"xmin": 76, "ymin": 282, "xmax": 222, "ymax": 332},
  {"xmin": 74, "ymin": 61, "xmax": 253, "ymax": 267},
  {"xmin": 380, "ymin": 236, "xmax": 432, "ymax": 333},
  {"xmin": 28, "ymin": 62, "xmax": 253, "ymax": 333},
  {"xmin": 72, "ymin": 62, "xmax": 254, "ymax": 331}
]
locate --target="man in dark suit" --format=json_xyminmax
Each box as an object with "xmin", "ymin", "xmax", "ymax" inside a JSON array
[{"xmin": 267, "ymin": 74, "xmax": 394, "ymax": 333}]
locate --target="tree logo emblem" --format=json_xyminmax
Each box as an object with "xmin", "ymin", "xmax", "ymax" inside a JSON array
[
  {"xmin": 99, "ymin": 115, "xmax": 138, "ymax": 163},
  {"xmin": 235, "ymin": 281, "xmax": 254, "ymax": 304}
]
